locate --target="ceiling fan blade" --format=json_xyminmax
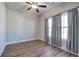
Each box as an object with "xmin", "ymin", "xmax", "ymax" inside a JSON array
[
  {"xmin": 38, "ymin": 5, "xmax": 47, "ymax": 8},
  {"xmin": 36, "ymin": 9, "xmax": 39, "ymax": 13},
  {"xmin": 27, "ymin": 7, "xmax": 32, "ymax": 10},
  {"xmin": 25, "ymin": 2, "xmax": 32, "ymax": 5}
]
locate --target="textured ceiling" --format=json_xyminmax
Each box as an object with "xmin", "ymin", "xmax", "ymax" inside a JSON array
[{"xmin": 5, "ymin": 2, "xmax": 62, "ymax": 15}]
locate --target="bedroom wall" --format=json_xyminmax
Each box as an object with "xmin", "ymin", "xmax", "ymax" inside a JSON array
[
  {"xmin": 0, "ymin": 2, "xmax": 6, "ymax": 55},
  {"xmin": 0, "ymin": 2, "xmax": 38, "ymax": 55},
  {"xmin": 6, "ymin": 8, "xmax": 38, "ymax": 42}
]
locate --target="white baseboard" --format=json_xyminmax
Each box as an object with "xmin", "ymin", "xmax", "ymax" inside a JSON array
[
  {"xmin": 0, "ymin": 43, "xmax": 6, "ymax": 56},
  {"xmin": 38, "ymin": 38, "xmax": 44, "ymax": 41},
  {"xmin": 1, "ymin": 38, "xmax": 78, "ymax": 56},
  {"xmin": 0, "ymin": 38, "xmax": 40, "ymax": 56},
  {"xmin": 6, "ymin": 38, "xmax": 40, "ymax": 45}
]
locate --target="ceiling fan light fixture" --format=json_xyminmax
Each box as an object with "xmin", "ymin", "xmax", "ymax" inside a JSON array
[
  {"xmin": 26, "ymin": 2, "xmax": 47, "ymax": 13},
  {"xmin": 32, "ymin": 5, "xmax": 37, "ymax": 9}
]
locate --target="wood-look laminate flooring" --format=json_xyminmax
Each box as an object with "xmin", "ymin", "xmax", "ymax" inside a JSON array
[{"xmin": 1, "ymin": 40, "xmax": 78, "ymax": 57}]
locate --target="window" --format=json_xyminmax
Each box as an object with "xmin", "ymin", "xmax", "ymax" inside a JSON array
[
  {"xmin": 47, "ymin": 17, "xmax": 52, "ymax": 44},
  {"xmin": 48, "ymin": 17, "xmax": 52, "ymax": 38},
  {"xmin": 61, "ymin": 12, "xmax": 68, "ymax": 40}
]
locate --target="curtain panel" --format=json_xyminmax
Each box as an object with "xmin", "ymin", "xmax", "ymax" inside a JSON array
[
  {"xmin": 67, "ymin": 8, "xmax": 79, "ymax": 54},
  {"xmin": 45, "ymin": 7, "xmax": 79, "ymax": 54},
  {"xmin": 51, "ymin": 14, "xmax": 62, "ymax": 47},
  {"xmin": 45, "ymin": 19, "xmax": 49, "ymax": 43}
]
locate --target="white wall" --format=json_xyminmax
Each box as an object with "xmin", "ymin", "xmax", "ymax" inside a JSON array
[
  {"xmin": 6, "ymin": 8, "xmax": 38, "ymax": 42},
  {"xmin": 38, "ymin": 2, "xmax": 79, "ymax": 41},
  {"xmin": 0, "ymin": 2, "xmax": 38, "ymax": 55},
  {"xmin": 0, "ymin": 3, "xmax": 6, "ymax": 55}
]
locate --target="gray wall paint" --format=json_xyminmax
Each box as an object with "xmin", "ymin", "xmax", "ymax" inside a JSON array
[
  {"xmin": 0, "ymin": 3, "xmax": 6, "ymax": 55},
  {"xmin": 6, "ymin": 8, "xmax": 38, "ymax": 42}
]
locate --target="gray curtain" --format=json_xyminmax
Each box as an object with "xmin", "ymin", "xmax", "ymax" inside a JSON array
[
  {"xmin": 45, "ymin": 19, "xmax": 49, "ymax": 43},
  {"xmin": 51, "ymin": 16, "xmax": 56, "ymax": 44},
  {"xmin": 45, "ymin": 14, "xmax": 62, "ymax": 47},
  {"xmin": 67, "ymin": 8, "xmax": 78, "ymax": 54},
  {"xmin": 51, "ymin": 14, "xmax": 62, "ymax": 47},
  {"xmin": 45, "ymin": 7, "xmax": 79, "ymax": 54}
]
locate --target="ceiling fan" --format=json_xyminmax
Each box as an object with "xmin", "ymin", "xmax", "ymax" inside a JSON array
[{"xmin": 25, "ymin": 2, "xmax": 47, "ymax": 13}]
